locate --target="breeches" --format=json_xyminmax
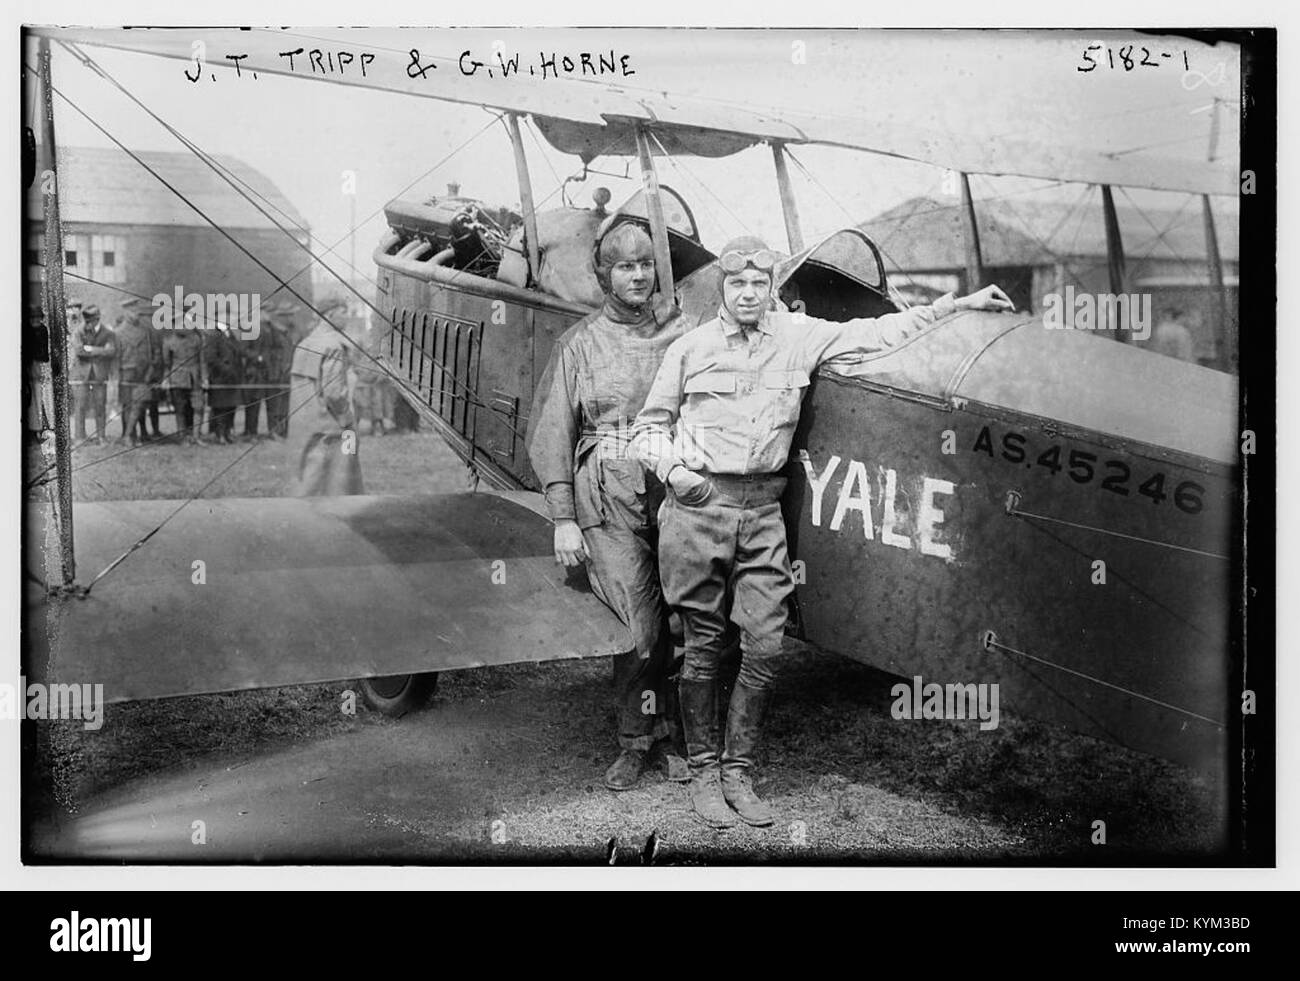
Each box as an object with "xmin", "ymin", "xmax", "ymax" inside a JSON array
[{"xmin": 658, "ymin": 475, "xmax": 792, "ymax": 691}]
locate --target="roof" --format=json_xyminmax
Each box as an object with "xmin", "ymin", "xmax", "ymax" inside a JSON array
[
  {"xmin": 860, "ymin": 195, "xmax": 1239, "ymax": 272},
  {"xmin": 28, "ymin": 145, "xmax": 308, "ymax": 232}
]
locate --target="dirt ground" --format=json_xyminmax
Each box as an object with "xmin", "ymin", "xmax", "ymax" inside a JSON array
[{"xmin": 23, "ymin": 424, "xmax": 1229, "ymax": 864}]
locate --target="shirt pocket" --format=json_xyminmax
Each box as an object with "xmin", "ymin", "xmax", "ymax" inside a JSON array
[
  {"xmin": 762, "ymin": 368, "xmax": 810, "ymax": 428},
  {"xmin": 682, "ymin": 369, "xmax": 739, "ymax": 430},
  {"xmin": 683, "ymin": 370, "xmax": 738, "ymax": 401}
]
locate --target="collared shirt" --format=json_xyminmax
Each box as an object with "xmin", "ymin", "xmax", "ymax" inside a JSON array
[
  {"xmin": 631, "ymin": 296, "xmax": 955, "ymax": 478},
  {"xmin": 525, "ymin": 297, "xmax": 690, "ymax": 526}
]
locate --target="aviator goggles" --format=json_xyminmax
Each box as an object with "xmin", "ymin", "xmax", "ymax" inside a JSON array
[{"xmin": 719, "ymin": 249, "xmax": 780, "ymax": 275}]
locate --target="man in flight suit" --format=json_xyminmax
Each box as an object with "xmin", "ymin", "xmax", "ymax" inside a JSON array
[
  {"xmin": 526, "ymin": 218, "xmax": 693, "ymax": 791},
  {"xmin": 285, "ymin": 298, "xmax": 363, "ymax": 495},
  {"xmin": 631, "ymin": 236, "xmax": 1015, "ymax": 828}
]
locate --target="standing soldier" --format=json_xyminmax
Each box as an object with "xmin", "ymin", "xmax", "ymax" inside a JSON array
[
  {"xmin": 264, "ymin": 301, "xmax": 299, "ymax": 440},
  {"xmin": 631, "ymin": 236, "xmax": 1015, "ymax": 828},
  {"xmin": 141, "ymin": 336, "xmax": 165, "ymax": 442},
  {"xmin": 241, "ymin": 305, "xmax": 272, "ymax": 440},
  {"xmin": 160, "ymin": 309, "xmax": 206, "ymax": 444},
  {"xmin": 71, "ymin": 303, "xmax": 117, "ymax": 444},
  {"xmin": 285, "ymin": 298, "xmax": 363, "ymax": 495},
  {"xmin": 115, "ymin": 297, "xmax": 162, "ymax": 445},
  {"xmin": 525, "ymin": 217, "xmax": 691, "ymax": 791},
  {"xmin": 204, "ymin": 318, "xmax": 243, "ymax": 444}
]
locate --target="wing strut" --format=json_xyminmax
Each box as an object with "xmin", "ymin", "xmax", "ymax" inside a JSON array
[
  {"xmin": 1202, "ymin": 97, "xmax": 1228, "ymax": 369},
  {"xmin": 633, "ymin": 125, "xmax": 676, "ymax": 311},
  {"xmin": 1100, "ymin": 184, "xmax": 1130, "ymax": 344},
  {"xmin": 506, "ymin": 112, "xmax": 542, "ymax": 286},
  {"xmin": 959, "ymin": 172, "xmax": 985, "ymax": 292},
  {"xmin": 35, "ymin": 36, "xmax": 76, "ymax": 586},
  {"xmin": 771, "ymin": 141, "xmax": 805, "ymax": 254}
]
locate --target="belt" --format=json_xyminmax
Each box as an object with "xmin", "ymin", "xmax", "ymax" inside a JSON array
[
  {"xmin": 705, "ymin": 471, "xmax": 787, "ymax": 502},
  {"xmin": 706, "ymin": 471, "xmax": 783, "ymax": 485}
]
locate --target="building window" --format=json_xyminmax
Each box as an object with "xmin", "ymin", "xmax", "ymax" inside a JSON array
[
  {"xmin": 91, "ymin": 234, "xmax": 125, "ymax": 284},
  {"xmin": 63, "ymin": 233, "xmax": 91, "ymax": 283}
]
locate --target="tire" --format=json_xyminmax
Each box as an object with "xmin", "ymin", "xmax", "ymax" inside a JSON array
[{"xmin": 357, "ymin": 672, "xmax": 440, "ymax": 717}]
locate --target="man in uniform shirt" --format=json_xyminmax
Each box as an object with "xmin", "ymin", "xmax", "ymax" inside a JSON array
[
  {"xmin": 115, "ymin": 297, "xmax": 161, "ymax": 445},
  {"xmin": 526, "ymin": 217, "xmax": 692, "ymax": 791},
  {"xmin": 630, "ymin": 237, "xmax": 1014, "ymax": 828},
  {"xmin": 71, "ymin": 303, "xmax": 117, "ymax": 444}
]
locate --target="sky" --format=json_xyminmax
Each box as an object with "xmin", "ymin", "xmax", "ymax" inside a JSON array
[{"xmin": 25, "ymin": 27, "xmax": 1242, "ymax": 288}]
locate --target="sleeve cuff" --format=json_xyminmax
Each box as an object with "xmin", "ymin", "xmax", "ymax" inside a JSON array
[
  {"xmin": 931, "ymin": 293, "xmax": 957, "ymax": 319},
  {"xmin": 543, "ymin": 482, "xmax": 576, "ymax": 523}
]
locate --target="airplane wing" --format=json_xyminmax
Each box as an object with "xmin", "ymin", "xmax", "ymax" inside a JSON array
[
  {"xmin": 31, "ymin": 27, "xmax": 1237, "ymax": 195},
  {"xmin": 25, "ymin": 493, "xmax": 631, "ymax": 703}
]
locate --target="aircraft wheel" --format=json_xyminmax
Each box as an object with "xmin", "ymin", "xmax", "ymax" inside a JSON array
[{"xmin": 357, "ymin": 672, "xmax": 440, "ymax": 717}]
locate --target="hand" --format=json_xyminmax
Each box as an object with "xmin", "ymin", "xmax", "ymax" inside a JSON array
[
  {"xmin": 669, "ymin": 466, "xmax": 711, "ymax": 505},
  {"xmin": 955, "ymin": 284, "xmax": 1015, "ymax": 313},
  {"xmin": 553, "ymin": 520, "xmax": 588, "ymax": 567}
]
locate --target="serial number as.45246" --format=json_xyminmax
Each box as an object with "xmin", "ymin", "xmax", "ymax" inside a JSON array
[{"xmin": 971, "ymin": 425, "xmax": 1206, "ymax": 516}]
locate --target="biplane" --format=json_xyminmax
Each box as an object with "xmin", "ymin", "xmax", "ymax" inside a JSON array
[{"xmin": 24, "ymin": 28, "xmax": 1241, "ymax": 772}]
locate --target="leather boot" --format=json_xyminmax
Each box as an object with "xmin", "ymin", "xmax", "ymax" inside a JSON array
[
  {"xmin": 657, "ymin": 674, "xmax": 690, "ymax": 782},
  {"xmin": 720, "ymin": 681, "xmax": 775, "ymax": 827},
  {"xmin": 677, "ymin": 678, "xmax": 737, "ymax": 829},
  {"xmin": 603, "ymin": 748, "xmax": 647, "ymax": 791}
]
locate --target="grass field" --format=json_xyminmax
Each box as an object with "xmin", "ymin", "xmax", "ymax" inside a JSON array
[{"xmin": 25, "ymin": 426, "xmax": 1229, "ymax": 862}]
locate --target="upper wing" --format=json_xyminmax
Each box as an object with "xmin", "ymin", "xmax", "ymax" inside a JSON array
[{"xmin": 32, "ymin": 27, "xmax": 1237, "ymax": 195}]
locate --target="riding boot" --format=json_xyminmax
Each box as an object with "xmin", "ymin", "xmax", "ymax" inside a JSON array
[
  {"xmin": 720, "ymin": 681, "xmax": 775, "ymax": 827},
  {"xmin": 677, "ymin": 678, "xmax": 737, "ymax": 829},
  {"xmin": 657, "ymin": 675, "xmax": 690, "ymax": 782}
]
